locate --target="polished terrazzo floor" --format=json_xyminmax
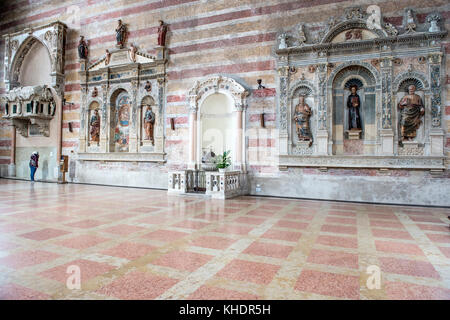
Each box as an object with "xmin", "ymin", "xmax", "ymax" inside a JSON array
[{"xmin": 0, "ymin": 179, "xmax": 449, "ymax": 300}]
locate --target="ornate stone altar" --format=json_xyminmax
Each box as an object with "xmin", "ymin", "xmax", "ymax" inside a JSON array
[
  {"xmin": 275, "ymin": 7, "xmax": 446, "ymax": 172},
  {"xmin": 77, "ymin": 36, "xmax": 167, "ymax": 163}
]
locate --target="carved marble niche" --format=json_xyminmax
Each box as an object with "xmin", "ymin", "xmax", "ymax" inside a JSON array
[
  {"xmin": 78, "ymin": 44, "xmax": 167, "ymax": 163},
  {"xmin": 1, "ymin": 22, "xmax": 66, "ymax": 137},
  {"xmin": 2, "ymin": 21, "xmax": 66, "ymax": 94},
  {"xmin": 275, "ymin": 6, "xmax": 447, "ymax": 172}
]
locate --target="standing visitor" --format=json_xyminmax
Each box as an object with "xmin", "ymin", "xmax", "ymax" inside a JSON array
[{"xmin": 29, "ymin": 151, "xmax": 39, "ymax": 182}]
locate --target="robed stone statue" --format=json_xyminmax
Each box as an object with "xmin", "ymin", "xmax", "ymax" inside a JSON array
[
  {"xmin": 293, "ymin": 95, "xmax": 312, "ymax": 144},
  {"xmin": 144, "ymin": 106, "xmax": 155, "ymax": 145},
  {"xmin": 78, "ymin": 36, "xmax": 88, "ymax": 59},
  {"xmin": 398, "ymin": 85, "xmax": 424, "ymax": 141},
  {"xmin": 115, "ymin": 19, "xmax": 126, "ymax": 48},
  {"xmin": 90, "ymin": 109, "xmax": 100, "ymax": 142},
  {"xmin": 347, "ymin": 85, "xmax": 362, "ymax": 130}
]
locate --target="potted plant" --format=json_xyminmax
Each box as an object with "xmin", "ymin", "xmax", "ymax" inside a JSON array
[{"xmin": 216, "ymin": 150, "xmax": 231, "ymax": 173}]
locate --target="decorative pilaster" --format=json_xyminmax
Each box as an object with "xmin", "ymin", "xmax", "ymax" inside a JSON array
[
  {"xmin": 428, "ymin": 52, "xmax": 444, "ymax": 156},
  {"xmin": 316, "ymin": 63, "xmax": 329, "ymax": 155},
  {"xmin": 78, "ymin": 86, "xmax": 88, "ymax": 153},
  {"xmin": 100, "ymin": 83, "xmax": 108, "ymax": 152},
  {"xmin": 380, "ymin": 57, "xmax": 394, "ymax": 155},
  {"xmin": 154, "ymin": 77, "xmax": 165, "ymax": 153},
  {"xmin": 129, "ymin": 79, "xmax": 139, "ymax": 152},
  {"xmin": 278, "ymin": 64, "xmax": 289, "ymax": 155},
  {"xmin": 234, "ymin": 105, "xmax": 243, "ymax": 170}
]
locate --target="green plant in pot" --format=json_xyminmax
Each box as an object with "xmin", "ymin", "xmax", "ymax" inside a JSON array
[{"xmin": 216, "ymin": 150, "xmax": 231, "ymax": 172}]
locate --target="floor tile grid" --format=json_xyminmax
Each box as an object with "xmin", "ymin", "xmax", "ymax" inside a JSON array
[{"xmin": 51, "ymin": 199, "xmax": 261, "ymax": 299}]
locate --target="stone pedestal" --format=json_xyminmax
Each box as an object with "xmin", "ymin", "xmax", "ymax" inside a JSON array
[
  {"xmin": 155, "ymin": 46, "xmax": 166, "ymax": 60},
  {"xmin": 399, "ymin": 140, "xmax": 423, "ymax": 156},
  {"xmin": 7, "ymin": 164, "xmax": 16, "ymax": 177},
  {"xmin": 79, "ymin": 59, "xmax": 87, "ymax": 72},
  {"xmin": 316, "ymin": 130, "xmax": 329, "ymax": 155},
  {"xmin": 429, "ymin": 129, "xmax": 444, "ymax": 156},
  {"xmin": 346, "ymin": 129, "xmax": 361, "ymax": 140},
  {"xmin": 279, "ymin": 132, "xmax": 289, "ymax": 155},
  {"xmin": 380, "ymin": 129, "xmax": 394, "ymax": 155}
]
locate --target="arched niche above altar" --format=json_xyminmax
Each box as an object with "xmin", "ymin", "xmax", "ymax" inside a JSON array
[
  {"xmin": 330, "ymin": 63, "xmax": 378, "ymax": 155},
  {"xmin": 187, "ymin": 75, "xmax": 249, "ymax": 171}
]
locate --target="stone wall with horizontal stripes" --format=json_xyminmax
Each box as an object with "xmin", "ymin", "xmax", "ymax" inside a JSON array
[{"xmin": 0, "ymin": 0, "xmax": 449, "ymax": 204}]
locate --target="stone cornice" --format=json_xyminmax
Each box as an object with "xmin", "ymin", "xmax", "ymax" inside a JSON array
[{"xmin": 275, "ymin": 31, "xmax": 447, "ymax": 56}]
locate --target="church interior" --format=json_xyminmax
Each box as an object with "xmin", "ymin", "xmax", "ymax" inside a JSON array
[{"xmin": 0, "ymin": 0, "xmax": 449, "ymax": 301}]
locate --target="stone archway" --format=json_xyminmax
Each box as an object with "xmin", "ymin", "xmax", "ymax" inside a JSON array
[{"xmin": 187, "ymin": 76, "xmax": 249, "ymax": 172}]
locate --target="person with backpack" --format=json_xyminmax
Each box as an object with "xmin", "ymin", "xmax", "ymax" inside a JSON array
[{"xmin": 29, "ymin": 151, "xmax": 39, "ymax": 182}]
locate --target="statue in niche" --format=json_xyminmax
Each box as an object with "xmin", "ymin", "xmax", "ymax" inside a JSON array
[
  {"xmin": 77, "ymin": 36, "xmax": 88, "ymax": 59},
  {"xmin": 405, "ymin": 9, "xmax": 416, "ymax": 33},
  {"xmin": 157, "ymin": 20, "xmax": 167, "ymax": 46},
  {"xmin": 105, "ymin": 49, "xmax": 111, "ymax": 65},
  {"xmin": 293, "ymin": 95, "xmax": 312, "ymax": 146},
  {"xmin": 144, "ymin": 105, "xmax": 155, "ymax": 145},
  {"xmin": 347, "ymin": 85, "xmax": 362, "ymax": 130},
  {"xmin": 129, "ymin": 43, "xmax": 137, "ymax": 62},
  {"xmin": 144, "ymin": 81, "xmax": 152, "ymax": 92},
  {"xmin": 427, "ymin": 13, "xmax": 441, "ymax": 32},
  {"xmin": 398, "ymin": 85, "xmax": 424, "ymax": 141},
  {"xmin": 115, "ymin": 19, "xmax": 127, "ymax": 48},
  {"xmin": 90, "ymin": 109, "xmax": 100, "ymax": 142},
  {"xmin": 297, "ymin": 24, "xmax": 306, "ymax": 45}
]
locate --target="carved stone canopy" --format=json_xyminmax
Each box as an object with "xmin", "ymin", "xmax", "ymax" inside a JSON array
[
  {"xmin": 275, "ymin": 6, "xmax": 447, "ymax": 56},
  {"xmin": 2, "ymin": 85, "xmax": 55, "ymax": 137},
  {"xmin": 188, "ymin": 75, "xmax": 249, "ymax": 112},
  {"xmin": 2, "ymin": 21, "xmax": 67, "ymax": 95}
]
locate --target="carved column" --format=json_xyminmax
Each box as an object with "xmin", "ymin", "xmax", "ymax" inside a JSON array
[
  {"xmin": 380, "ymin": 57, "xmax": 394, "ymax": 155},
  {"xmin": 428, "ymin": 52, "xmax": 444, "ymax": 156},
  {"xmin": 278, "ymin": 62, "xmax": 289, "ymax": 156},
  {"xmin": 188, "ymin": 106, "xmax": 197, "ymax": 170},
  {"xmin": 316, "ymin": 63, "xmax": 329, "ymax": 155},
  {"xmin": 234, "ymin": 104, "xmax": 243, "ymax": 170}
]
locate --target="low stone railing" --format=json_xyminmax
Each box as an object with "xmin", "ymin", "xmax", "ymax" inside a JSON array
[
  {"xmin": 167, "ymin": 170, "xmax": 188, "ymax": 194},
  {"xmin": 167, "ymin": 169, "xmax": 243, "ymax": 199},
  {"xmin": 205, "ymin": 170, "xmax": 241, "ymax": 199}
]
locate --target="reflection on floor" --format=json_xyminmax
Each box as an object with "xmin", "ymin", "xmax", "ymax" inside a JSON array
[{"xmin": 0, "ymin": 179, "xmax": 449, "ymax": 300}]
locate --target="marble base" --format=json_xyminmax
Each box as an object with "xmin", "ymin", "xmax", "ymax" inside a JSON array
[
  {"xmin": 380, "ymin": 130, "xmax": 394, "ymax": 155},
  {"xmin": 430, "ymin": 130, "xmax": 444, "ymax": 156},
  {"xmin": 8, "ymin": 164, "xmax": 16, "ymax": 177},
  {"xmin": 346, "ymin": 129, "xmax": 361, "ymax": 140},
  {"xmin": 316, "ymin": 130, "xmax": 329, "ymax": 155}
]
